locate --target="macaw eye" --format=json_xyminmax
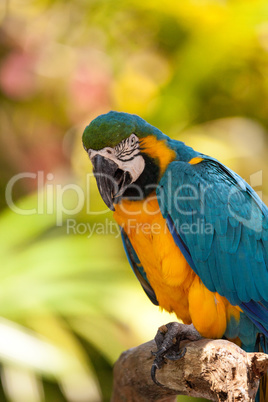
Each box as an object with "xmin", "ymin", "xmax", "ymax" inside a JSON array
[{"xmin": 130, "ymin": 134, "xmax": 136, "ymax": 146}]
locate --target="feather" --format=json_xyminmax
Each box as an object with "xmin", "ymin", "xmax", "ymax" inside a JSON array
[
  {"xmin": 121, "ymin": 229, "xmax": 159, "ymax": 306},
  {"xmin": 157, "ymin": 156, "xmax": 268, "ymax": 339}
]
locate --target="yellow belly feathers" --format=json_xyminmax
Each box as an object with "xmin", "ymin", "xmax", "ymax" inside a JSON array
[{"xmin": 114, "ymin": 195, "xmax": 240, "ymax": 339}]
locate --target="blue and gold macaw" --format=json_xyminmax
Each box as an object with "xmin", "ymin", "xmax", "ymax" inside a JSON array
[{"xmin": 82, "ymin": 111, "xmax": 268, "ymax": 400}]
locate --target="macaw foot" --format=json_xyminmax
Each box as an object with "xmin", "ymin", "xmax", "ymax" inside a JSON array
[{"xmin": 151, "ymin": 322, "xmax": 202, "ymax": 387}]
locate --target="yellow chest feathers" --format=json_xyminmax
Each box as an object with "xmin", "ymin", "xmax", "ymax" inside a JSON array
[
  {"xmin": 114, "ymin": 194, "xmax": 195, "ymax": 324},
  {"xmin": 114, "ymin": 194, "xmax": 241, "ymax": 339}
]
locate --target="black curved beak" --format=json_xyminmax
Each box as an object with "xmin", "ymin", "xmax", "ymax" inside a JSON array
[{"xmin": 91, "ymin": 154, "xmax": 132, "ymax": 211}]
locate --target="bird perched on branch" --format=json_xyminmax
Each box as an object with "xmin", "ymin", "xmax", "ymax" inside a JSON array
[{"xmin": 82, "ymin": 111, "xmax": 268, "ymax": 401}]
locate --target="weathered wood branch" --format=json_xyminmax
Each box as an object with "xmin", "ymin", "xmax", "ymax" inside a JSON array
[{"xmin": 111, "ymin": 334, "xmax": 268, "ymax": 402}]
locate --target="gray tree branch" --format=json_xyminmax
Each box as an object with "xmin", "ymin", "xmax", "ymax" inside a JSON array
[{"xmin": 111, "ymin": 333, "xmax": 268, "ymax": 402}]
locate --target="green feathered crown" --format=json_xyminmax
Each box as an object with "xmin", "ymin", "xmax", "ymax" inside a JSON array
[{"xmin": 82, "ymin": 111, "xmax": 165, "ymax": 150}]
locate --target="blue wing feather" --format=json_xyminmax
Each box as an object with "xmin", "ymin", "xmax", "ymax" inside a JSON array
[
  {"xmin": 121, "ymin": 229, "xmax": 159, "ymax": 306},
  {"xmin": 157, "ymin": 156, "xmax": 268, "ymax": 337},
  {"xmin": 166, "ymin": 215, "xmax": 196, "ymax": 270}
]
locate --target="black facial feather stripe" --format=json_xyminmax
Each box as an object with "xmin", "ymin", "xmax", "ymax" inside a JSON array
[
  {"xmin": 116, "ymin": 148, "xmax": 140, "ymax": 161},
  {"xmin": 114, "ymin": 136, "xmax": 139, "ymax": 159},
  {"xmin": 117, "ymin": 154, "xmax": 139, "ymax": 162},
  {"xmin": 120, "ymin": 149, "xmax": 138, "ymax": 157}
]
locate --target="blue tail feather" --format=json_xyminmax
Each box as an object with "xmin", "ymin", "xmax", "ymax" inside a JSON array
[
  {"xmin": 241, "ymin": 301, "xmax": 268, "ymax": 337},
  {"xmin": 239, "ymin": 301, "xmax": 268, "ymax": 401}
]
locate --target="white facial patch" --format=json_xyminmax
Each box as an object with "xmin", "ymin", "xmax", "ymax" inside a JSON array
[{"xmin": 88, "ymin": 134, "xmax": 145, "ymax": 183}]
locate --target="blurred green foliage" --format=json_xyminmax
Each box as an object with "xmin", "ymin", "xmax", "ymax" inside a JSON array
[{"xmin": 0, "ymin": 0, "xmax": 268, "ymax": 401}]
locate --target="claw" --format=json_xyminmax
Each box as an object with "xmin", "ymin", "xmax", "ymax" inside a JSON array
[
  {"xmin": 150, "ymin": 323, "xmax": 201, "ymax": 387},
  {"xmin": 151, "ymin": 362, "xmax": 165, "ymax": 387},
  {"xmin": 165, "ymin": 346, "xmax": 186, "ymax": 361},
  {"xmin": 151, "ymin": 345, "xmax": 186, "ymax": 385}
]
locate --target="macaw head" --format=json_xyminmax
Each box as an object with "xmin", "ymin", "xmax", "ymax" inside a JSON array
[{"xmin": 82, "ymin": 111, "xmax": 176, "ymax": 210}]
